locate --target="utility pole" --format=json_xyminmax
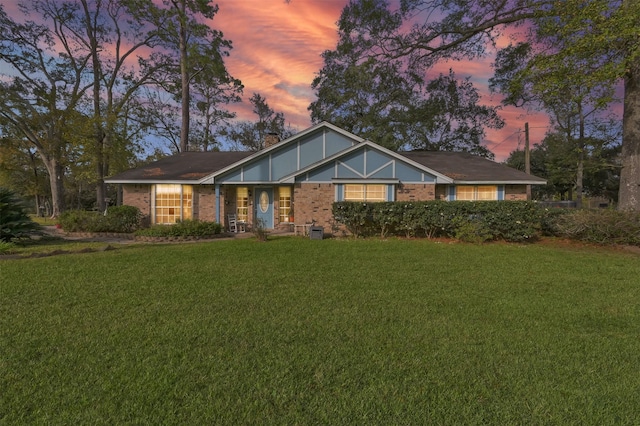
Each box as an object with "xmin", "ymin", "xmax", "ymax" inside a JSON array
[{"xmin": 524, "ymin": 122, "xmax": 531, "ymax": 200}]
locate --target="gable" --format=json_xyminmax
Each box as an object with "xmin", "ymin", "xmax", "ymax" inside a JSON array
[
  {"xmin": 293, "ymin": 145, "xmax": 439, "ymax": 184},
  {"xmin": 211, "ymin": 123, "xmax": 359, "ymax": 184}
]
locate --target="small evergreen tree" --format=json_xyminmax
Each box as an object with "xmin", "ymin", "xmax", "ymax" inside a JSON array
[{"xmin": 0, "ymin": 188, "xmax": 41, "ymax": 242}]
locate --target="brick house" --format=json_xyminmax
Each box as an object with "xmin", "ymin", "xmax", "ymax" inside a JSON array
[{"xmin": 106, "ymin": 122, "xmax": 546, "ymax": 232}]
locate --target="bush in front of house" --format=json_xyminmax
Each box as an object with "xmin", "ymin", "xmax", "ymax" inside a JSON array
[
  {"xmin": 134, "ymin": 220, "xmax": 222, "ymax": 238},
  {"xmin": 551, "ymin": 209, "xmax": 640, "ymax": 246},
  {"xmin": 0, "ymin": 187, "xmax": 42, "ymax": 242},
  {"xmin": 58, "ymin": 206, "xmax": 142, "ymax": 233},
  {"xmin": 333, "ymin": 201, "xmax": 544, "ymax": 242}
]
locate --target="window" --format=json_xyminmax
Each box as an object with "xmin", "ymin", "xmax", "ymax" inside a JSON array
[
  {"xmin": 456, "ymin": 185, "xmax": 497, "ymax": 201},
  {"xmin": 236, "ymin": 187, "xmax": 248, "ymax": 222},
  {"xmin": 279, "ymin": 186, "xmax": 292, "ymax": 222},
  {"xmin": 477, "ymin": 185, "xmax": 497, "ymax": 200},
  {"xmin": 344, "ymin": 184, "xmax": 387, "ymax": 202},
  {"xmin": 154, "ymin": 184, "xmax": 192, "ymax": 224}
]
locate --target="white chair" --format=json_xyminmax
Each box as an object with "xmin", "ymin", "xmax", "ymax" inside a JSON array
[{"xmin": 228, "ymin": 214, "xmax": 246, "ymax": 233}]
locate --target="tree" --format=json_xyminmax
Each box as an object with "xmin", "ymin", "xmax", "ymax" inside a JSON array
[
  {"xmin": 226, "ymin": 94, "xmax": 296, "ymax": 151},
  {"xmin": 190, "ymin": 58, "xmax": 243, "ymax": 152},
  {"xmin": 0, "ymin": 187, "xmax": 41, "ymax": 242},
  {"xmin": 0, "ymin": 134, "xmax": 50, "ymax": 215},
  {"xmin": 490, "ymin": 41, "xmax": 619, "ymax": 207},
  {"xmin": 0, "ymin": 3, "xmax": 92, "ymax": 216},
  {"xmin": 152, "ymin": 0, "xmax": 236, "ymax": 153},
  {"xmin": 309, "ymin": 3, "xmax": 504, "ymax": 155},
  {"xmin": 506, "ymin": 131, "xmax": 621, "ymax": 201},
  {"xmin": 325, "ymin": 0, "xmax": 640, "ymax": 209},
  {"xmin": 75, "ymin": 0, "xmax": 170, "ymax": 211}
]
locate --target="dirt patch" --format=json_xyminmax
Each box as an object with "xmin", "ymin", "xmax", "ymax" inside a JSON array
[{"xmin": 0, "ymin": 245, "xmax": 117, "ymax": 261}]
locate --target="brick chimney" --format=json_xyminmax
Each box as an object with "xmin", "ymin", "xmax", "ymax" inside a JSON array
[{"xmin": 264, "ymin": 132, "xmax": 280, "ymax": 148}]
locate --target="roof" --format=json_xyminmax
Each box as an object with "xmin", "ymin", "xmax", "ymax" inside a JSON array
[
  {"xmin": 106, "ymin": 151, "xmax": 253, "ymax": 184},
  {"xmin": 401, "ymin": 151, "xmax": 546, "ymax": 184},
  {"xmin": 105, "ymin": 122, "xmax": 546, "ymax": 186}
]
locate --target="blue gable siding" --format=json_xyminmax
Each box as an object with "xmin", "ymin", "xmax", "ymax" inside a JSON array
[
  {"xmin": 296, "ymin": 145, "xmax": 439, "ymax": 183},
  {"xmin": 243, "ymin": 157, "xmax": 271, "ymax": 181},
  {"xmin": 365, "ymin": 149, "xmax": 391, "ymax": 174},
  {"xmin": 396, "ymin": 162, "xmax": 435, "ymax": 183},
  {"xmin": 215, "ymin": 127, "xmax": 359, "ymax": 184},
  {"xmin": 325, "ymin": 132, "xmax": 355, "ymax": 156},
  {"xmin": 307, "ymin": 164, "xmax": 335, "ymax": 181},
  {"xmin": 339, "ymin": 151, "xmax": 365, "ymax": 176},
  {"xmin": 271, "ymin": 144, "xmax": 298, "ymax": 180},
  {"xmin": 219, "ymin": 168, "xmax": 242, "ymax": 182},
  {"xmin": 299, "ymin": 135, "xmax": 324, "ymax": 169},
  {"xmin": 296, "ymin": 147, "xmax": 436, "ymax": 183}
]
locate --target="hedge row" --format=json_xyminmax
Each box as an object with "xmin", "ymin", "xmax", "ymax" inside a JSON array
[
  {"xmin": 332, "ymin": 201, "xmax": 554, "ymax": 243},
  {"xmin": 58, "ymin": 206, "xmax": 142, "ymax": 233},
  {"xmin": 134, "ymin": 220, "xmax": 222, "ymax": 238}
]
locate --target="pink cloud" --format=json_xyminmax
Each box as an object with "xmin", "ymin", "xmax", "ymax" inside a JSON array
[
  {"xmin": 214, "ymin": 0, "xmax": 554, "ymax": 161},
  {"xmin": 0, "ymin": 0, "xmax": 556, "ymax": 162}
]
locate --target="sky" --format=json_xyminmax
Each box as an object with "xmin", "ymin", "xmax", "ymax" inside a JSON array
[
  {"xmin": 0, "ymin": 0, "xmax": 551, "ymax": 161},
  {"xmin": 213, "ymin": 0, "xmax": 551, "ymax": 161}
]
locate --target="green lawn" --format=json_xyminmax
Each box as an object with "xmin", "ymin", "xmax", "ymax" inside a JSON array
[{"xmin": 1, "ymin": 237, "xmax": 639, "ymax": 424}]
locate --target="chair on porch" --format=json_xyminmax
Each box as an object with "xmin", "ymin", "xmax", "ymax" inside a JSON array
[{"xmin": 227, "ymin": 214, "xmax": 245, "ymax": 233}]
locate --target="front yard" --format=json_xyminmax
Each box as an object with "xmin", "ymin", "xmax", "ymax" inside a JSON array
[{"xmin": 1, "ymin": 237, "xmax": 639, "ymax": 424}]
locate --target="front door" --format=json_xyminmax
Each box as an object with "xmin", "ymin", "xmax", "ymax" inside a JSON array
[{"xmin": 254, "ymin": 187, "xmax": 274, "ymax": 229}]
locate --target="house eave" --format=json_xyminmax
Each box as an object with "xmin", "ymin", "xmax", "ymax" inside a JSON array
[
  {"xmin": 332, "ymin": 178, "xmax": 401, "ymax": 184},
  {"xmin": 453, "ymin": 180, "xmax": 547, "ymax": 185},
  {"xmin": 105, "ymin": 179, "xmax": 202, "ymax": 185}
]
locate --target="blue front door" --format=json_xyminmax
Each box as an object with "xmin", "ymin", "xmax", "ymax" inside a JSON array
[{"xmin": 255, "ymin": 188, "xmax": 274, "ymax": 229}]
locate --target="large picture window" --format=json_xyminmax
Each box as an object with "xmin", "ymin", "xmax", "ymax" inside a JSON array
[
  {"xmin": 279, "ymin": 186, "xmax": 292, "ymax": 223},
  {"xmin": 154, "ymin": 184, "xmax": 192, "ymax": 224},
  {"xmin": 456, "ymin": 185, "xmax": 497, "ymax": 201},
  {"xmin": 344, "ymin": 184, "xmax": 387, "ymax": 202},
  {"xmin": 236, "ymin": 187, "xmax": 249, "ymax": 222}
]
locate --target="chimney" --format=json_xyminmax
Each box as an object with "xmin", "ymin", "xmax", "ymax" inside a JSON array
[{"xmin": 264, "ymin": 132, "xmax": 280, "ymax": 148}]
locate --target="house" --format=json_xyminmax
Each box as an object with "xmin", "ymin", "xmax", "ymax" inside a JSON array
[{"xmin": 106, "ymin": 122, "xmax": 546, "ymax": 232}]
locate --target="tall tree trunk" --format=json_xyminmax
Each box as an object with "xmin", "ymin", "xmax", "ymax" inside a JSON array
[
  {"xmin": 41, "ymin": 155, "xmax": 65, "ymax": 217},
  {"xmin": 576, "ymin": 104, "xmax": 584, "ymax": 209},
  {"xmin": 178, "ymin": 0, "xmax": 190, "ymax": 152},
  {"xmin": 619, "ymin": 61, "xmax": 640, "ymax": 210}
]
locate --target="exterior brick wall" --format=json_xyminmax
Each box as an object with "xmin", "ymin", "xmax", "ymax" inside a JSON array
[
  {"xmin": 293, "ymin": 183, "xmax": 335, "ymax": 232},
  {"xmin": 396, "ymin": 184, "xmax": 437, "ymax": 201},
  {"xmin": 195, "ymin": 186, "xmax": 217, "ymax": 222},
  {"xmin": 122, "ymin": 183, "xmax": 531, "ymax": 232},
  {"xmin": 505, "ymin": 185, "xmax": 528, "ymax": 201},
  {"xmin": 122, "ymin": 184, "xmax": 151, "ymax": 223}
]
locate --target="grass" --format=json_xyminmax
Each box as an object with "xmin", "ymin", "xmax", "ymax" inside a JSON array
[
  {"xmin": 1, "ymin": 237, "xmax": 640, "ymax": 424},
  {"xmin": 29, "ymin": 214, "xmax": 57, "ymax": 226}
]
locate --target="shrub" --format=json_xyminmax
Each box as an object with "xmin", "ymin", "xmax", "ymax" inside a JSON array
[
  {"xmin": 0, "ymin": 187, "xmax": 42, "ymax": 242},
  {"xmin": 333, "ymin": 200, "xmax": 544, "ymax": 242},
  {"xmin": 58, "ymin": 210, "xmax": 102, "ymax": 232},
  {"xmin": 333, "ymin": 202, "xmax": 376, "ymax": 237},
  {"xmin": 134, "ymin": 220, "xmax": 222, "ymax": 238},
  {"xmin": 105, "ymin": 205, "xmax": 142, "ymax": 233},
  {"xmin": 58, "ymin": 206, "xmax": 142, "ymax": 233},
  {"xmin": 451, "ymin": 216, "xmax": 493, "ymax": 244},
  {"xmin": 252, "ymin": 218, "xmax": 269, "ymax": 242},
  {"xmin": 0, "ymin": 241, "xmax": 17, "ymax": 254},
  {"xmin": 552, "ymin": 209, "xmax": 640, "ymax": 246}
]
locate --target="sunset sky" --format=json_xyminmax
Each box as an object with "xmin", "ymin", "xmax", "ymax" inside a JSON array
[
  {"xmin": 0, "ymin": 0, "xmax": 553, "ymax": 161},
  {"xmin": 214, "ymin": 0, "xmax": 551, "ymax": 161}
]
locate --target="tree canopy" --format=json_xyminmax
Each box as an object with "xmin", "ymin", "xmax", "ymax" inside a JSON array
[
  {"xmin": 0, "ymin": 0, "xmax": 242, "ymax": 215},
  {"xmin": 309, "ymin": 0, "xmax": 504, "ymax": 156},
  {"xmin": 319, "ymin": 0, "xmax": 639, "ymax": 209},
  {"xmin": 226, "ymin": 94, "xmax": 296, "ymax": 151}
]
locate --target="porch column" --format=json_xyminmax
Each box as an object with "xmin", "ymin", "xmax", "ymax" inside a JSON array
[{"xmin": 215, "ymin": 184, "xmax": 221, "ymax": 223}]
